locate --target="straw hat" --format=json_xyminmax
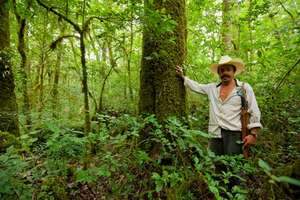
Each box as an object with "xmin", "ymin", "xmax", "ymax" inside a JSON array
[{"xmin": 210, "ymin": 55, "xmax": 245, "ymax": 75}]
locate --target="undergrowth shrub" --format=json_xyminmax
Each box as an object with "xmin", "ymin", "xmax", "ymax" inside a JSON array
[
  {"xmin": 0, "ymin": 114, "xmax": 299, "ymax": 199},
  {"xmin": 0, "ymin": 147, "xmax": 32, "ymax": 200}
]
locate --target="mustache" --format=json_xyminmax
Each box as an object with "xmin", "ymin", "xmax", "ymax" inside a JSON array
[{"xmin": 221, "ymin": 74, "xmax": 230, "ymax": 79}]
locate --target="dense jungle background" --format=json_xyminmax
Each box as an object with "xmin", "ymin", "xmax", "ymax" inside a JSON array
[{"xmin": 0, "ymin": 0, "xmax": 299, "ymax": 199}]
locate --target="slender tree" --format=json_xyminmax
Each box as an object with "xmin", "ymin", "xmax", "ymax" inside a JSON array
[
  {"xmin": 98, "ymin": 38, "xmax": 117, "ymax": 112},
  {"xmin": 12, "ymin": 0, "xmax": 32, "ymax": 129},
  {"xmin": 37, "ymin": 11, "xmax": 48, "ymax": 119},
  {"xmin": 126, "ymin": 1, "xmax": 134, "ymax": 101},
  {"xmin": 37, "ymin": 0, "xmax": 91, "ymax": 133},
  {"xmin": 0, "ymin": 0, "xmax": 20, "ymax": 135},
  {"xmin": 51, "ymin": 1, "xmax": 68, "ymax": 119},
  {"xmin": 139, "ymin": 0, "xmax": 187, "ymax": 121},
  {"xmin": 51, "ymin": 22, "xmax": 65, "ymax": 119},
  {"xmin": 222, "ymin": 0, "xmax": 233, "ymax": 54}
]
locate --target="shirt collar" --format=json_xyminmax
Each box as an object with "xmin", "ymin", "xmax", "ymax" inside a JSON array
[{"xmin": 216, "ymin": 79, "xmax": 241, "ymax": 87}]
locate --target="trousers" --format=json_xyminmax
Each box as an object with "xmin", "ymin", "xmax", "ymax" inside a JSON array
[{"xmin": 208, "ymin": 128, "xmax": 243, "ymax": 155}]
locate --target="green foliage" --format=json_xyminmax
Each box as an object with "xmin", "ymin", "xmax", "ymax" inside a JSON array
[
  {"xmin": 0, "ymin": 147, "xmax": 32, "ymax": 200},
  {"xmin": 1, "ymin": 112, "xmax": 300, "ymax": 199},
  {"xmin": 0, "ymin": 131, "xmax": 19, "ymax": 152},
  {"xmin": 2, "ymin": 0, "xmax": 299, "ymax": 199},
  {"xmin": 258, "ymin": 159, "xmax": 300, "ymax": 187},
  {"xmin": 46, "ymin": 132, "xmax": 85, "ymax": 159},
  {"xmin": 145, "ymin": 8, "xmax": 178, "ymax": 35},
  {"xmin": 75, "ymin": 165, "xmax": 111, "ymax": 183},
  {"xmin": 152, "ymin": 170, "xmax": 184, "ymax": 192},
  {"xmin": 0, "ymin": 115, "xmax": 258, "ymax": 199}
]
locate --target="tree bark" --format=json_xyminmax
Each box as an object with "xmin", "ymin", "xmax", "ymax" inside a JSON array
[
  {"xmin": 51, "ymin": 24, "xmax": 65, "ymax": 119},
  {"xmin": 0, "ymin": 1, "xmax": 20, "ymax": 136},
  {"xmin": 127, "ymin": 15, "xmax": 134, "ymax": 101},
  {"xmin": 222, "ymin": 0, "xmax": 233, "ymax": 54},
  {"xmin": 139, "ymin": 0, "xmax": 187, "ymax": 121},
  {"xmin": 101, "ymin": 41, "xmax": 107, "ymax": 77},
  {"xmin": 80, "ymin": 32, "xmax": 91, "ymax": 133},
  {"xmin": 98, "ymin": 39, "xmax": 116, "ymax": 112},
  {"xmin": 247, "ymin": 0, "xmax": 253, "ymax": 64},
  {"xmin": 13, "ymin": 0, "xmax": 32, "ymax": 129},
  {"xmin": 37, "ymin": 12, "xmax": 48, "ymax": 119}
]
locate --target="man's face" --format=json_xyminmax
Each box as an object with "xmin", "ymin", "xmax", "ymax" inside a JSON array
[{"xmin": 218, "ymin": 64, "xmax": 236, "ymax": 85}]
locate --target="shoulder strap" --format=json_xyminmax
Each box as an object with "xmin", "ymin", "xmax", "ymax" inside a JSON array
[{"xmin": 238, "ymin": 82, "xmax": 248, "ymax": 109}]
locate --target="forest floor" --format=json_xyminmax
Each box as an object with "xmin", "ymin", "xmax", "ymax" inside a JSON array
[{"xmin": 1, "ymin": 112, "xmax": 299, "ymax": 199}]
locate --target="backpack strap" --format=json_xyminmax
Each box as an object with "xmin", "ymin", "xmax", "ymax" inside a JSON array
[
  {"xmin": 238, "ymin": 82, "xmax": 251, "ymax": 158},
  {"xmin": 237, "ymin": 82, "xmax": 248, "ymax": 110}
]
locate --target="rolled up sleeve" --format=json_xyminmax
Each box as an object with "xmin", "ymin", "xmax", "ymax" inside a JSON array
[{"xmin": 245, "ymin": 84, "xmax": 262, "ymax": 129}]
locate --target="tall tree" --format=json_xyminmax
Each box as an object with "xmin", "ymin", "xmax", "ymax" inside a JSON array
[
  {"xmin": 37, "ymin": 0, "xmax": 92, "ymax": 133},
  {"xmin": 139, "ymin": 0, "xmax": 186, "ymax": 121},
  {"xmin": 125, "ymin": 0, "xmax": 135, "ymax": 101},
  {"xmin": 37, "ymin": 11, "xmax": 49, "ymax": 119},
  {"xmin": 222, "ymin": 0, "xmax": 233, "ymax": 54},
  {"xmin": 13, "ymin": 0, "xmax": 32, "ymax": 129},
  {"xmin": 51, "ymin": 1, "xmax": 68, "ymax": 119},
  {"xmin": 0, "ymin": 0, "xmax": 20, "ymax": 135},
  {"xmin": 51, "ymin": 21, "xmax": 65, "ymax": 119}
]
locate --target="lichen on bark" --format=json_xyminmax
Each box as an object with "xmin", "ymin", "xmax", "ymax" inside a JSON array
[
  {"xmin": 139, "ymin": 0, "xmax": 187, "ymax": 121},
  {"xmin": 0, "ymin": 2, "xmax": 20, "ymax": 136}
]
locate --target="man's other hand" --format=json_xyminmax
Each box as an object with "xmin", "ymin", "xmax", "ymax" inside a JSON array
[{"xmin": 243, "ymin": 134, "xmax": 256, "ymax": 148}]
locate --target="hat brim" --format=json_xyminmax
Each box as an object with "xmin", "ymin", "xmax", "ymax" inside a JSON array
[{"xmin": 210, "ymin": 59, "xmax": 245, "ymax": 75}]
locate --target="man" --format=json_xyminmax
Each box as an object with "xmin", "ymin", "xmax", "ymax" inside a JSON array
[{"xmin": 176, "ymin": 55, "xmax": 262, "ymax": 155}]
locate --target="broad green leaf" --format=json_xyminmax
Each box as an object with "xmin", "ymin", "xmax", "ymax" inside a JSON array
[
  {"xmin": 277, "ymin": 176, "xmax": 300, "ymax": 187},
  {"xmin": 258, "ymin": 159, "xmax": 272, "ymax": 172}
]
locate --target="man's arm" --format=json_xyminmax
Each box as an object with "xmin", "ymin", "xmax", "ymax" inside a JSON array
[
  {"xmin": 243, "ymin": 84, "xmax": 262, "ymax": 147},
  {"xmin": 246, "ymin": 84, "xmax": 262, "ymax": 131},
  {"xmin": 176, "ymin": 65, "xmax": 210, "ymax": 95}
]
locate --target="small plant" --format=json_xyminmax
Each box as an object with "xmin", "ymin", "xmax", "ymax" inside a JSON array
[
  {"xmin": 0, "ymin": 147, "xmax": 32, "ymax": 199},
  {"xmin": 258, "ymin": 159, "xmax": 300, "ymax": 186}
]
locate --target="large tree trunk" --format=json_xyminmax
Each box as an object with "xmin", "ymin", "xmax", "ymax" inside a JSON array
[
  {"xmin": 139, "ymin": 0, "xmax": 186, "ymax": 121},
  {"xmin": 0, "ymin": 1, "xmax": 20, "ymax": 136}
]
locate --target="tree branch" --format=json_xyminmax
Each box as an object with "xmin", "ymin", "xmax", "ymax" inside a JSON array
[
  {"xmin": 83, "ymin": 16, "xmax": 104, "ymax": 32},
  {"xmin": 275, "ymin": 58, "xmax": 300, "ymax": 91},
  {"xmin": 50, "ymin": 35, "xmax": 80, "ymax": 50},
  {"xmin": 278, "ymin": 1, "xmax": 294, "ymax": 22},
  {"xmin": 36, "ymin": 0, "xmax": 81, "ymax": 32}
]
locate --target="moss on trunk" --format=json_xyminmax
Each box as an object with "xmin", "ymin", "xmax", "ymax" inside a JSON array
[
  {"xmin": 0, "ymin": 2, "xmax": 20, "ymax": 136},
  {"xmin": 139, "ymin": 0, "xmax": 187, "ymax": 121}
]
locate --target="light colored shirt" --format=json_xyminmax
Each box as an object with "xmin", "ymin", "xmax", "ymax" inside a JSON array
[{"xmin": 184, "ymin": 77, "xmax": 262, "ymax": 138}]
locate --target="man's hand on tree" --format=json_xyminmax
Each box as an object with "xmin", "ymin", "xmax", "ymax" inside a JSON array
[{"xmin": 176, "ymin": 65, "xmax": 184, "ymax": 78}]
